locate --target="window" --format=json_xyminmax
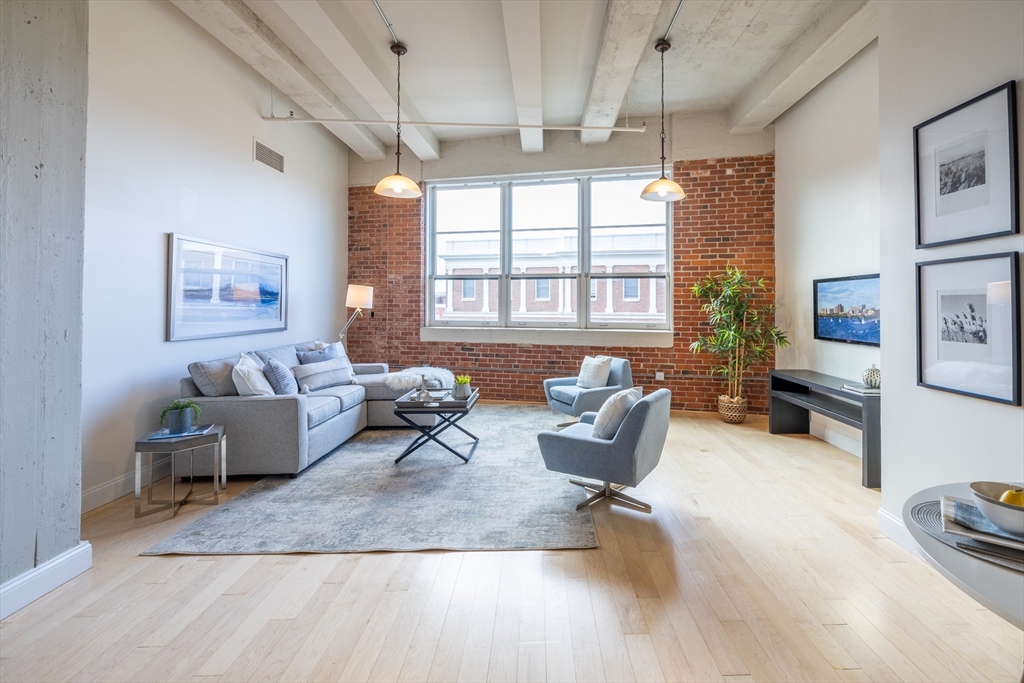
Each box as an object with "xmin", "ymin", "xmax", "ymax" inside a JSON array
[
  {"xmin": 427, "ymin": 173, "xmax": 669, "ymax": 330},
  {"xmin": 535, "ymin": 279, "xmax": 550, "ymax": 301}
]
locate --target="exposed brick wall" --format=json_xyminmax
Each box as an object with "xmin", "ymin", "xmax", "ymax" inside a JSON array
[{"xmin": 346, "ymin": 156, "xmax": 776, "ymax": 413}]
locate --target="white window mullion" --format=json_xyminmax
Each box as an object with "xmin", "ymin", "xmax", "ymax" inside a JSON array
[{"xmin": 580, "ymin": 177, "xmax": 590, "ymax": 329}]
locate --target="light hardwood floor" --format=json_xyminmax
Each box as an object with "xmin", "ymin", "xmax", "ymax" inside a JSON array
[{"xmin": 1, "ymin": 412, "xmax": 1021, "ymax": 682}]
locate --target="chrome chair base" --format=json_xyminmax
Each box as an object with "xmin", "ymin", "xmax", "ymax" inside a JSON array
[{"xmin": 569, "ymin": 479, "xmax": 652, "ymax": 513}]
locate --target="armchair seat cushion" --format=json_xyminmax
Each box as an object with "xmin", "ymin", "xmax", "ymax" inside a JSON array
[
  {"xmin": 549, "ymin": 385, "xmax": 583, "ymax": 404},
  {"xmin": 306, "ymin": 395, "xmax": 341, "ymax": 428}
]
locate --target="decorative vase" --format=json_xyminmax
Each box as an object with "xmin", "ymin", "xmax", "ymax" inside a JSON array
[
  {"xmin": 166, "ymin": 408, "xmax": 193, "ymax": 434},
  {"xmin": 862, "ymin": 364, "xmax": 881, "ymax": 388},
  {"xmin": 452, "ymin": 383, "xmax": 471, "ymax": 400},
  {"xmin": 414, "ymin": 375, "xmax": 433, "ymax": 402},
  {"xmin": 718, "ymin": 396, "xmax": 747, "ymax": 424}
]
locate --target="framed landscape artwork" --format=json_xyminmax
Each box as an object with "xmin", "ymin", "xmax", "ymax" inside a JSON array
[
  {"xmin": 916, "ymin": 252, "xmax": 1020, "ymax": 406},
  {"xmin": 813, "ymin": 274, "xmax": 881, "ymax": 347},
  {"xmin": 914, "ymin": 80, "xmax": 1018, "ymax": 248},
  {"xmin": 167, "ymin": 233, "xmax": 288, "ymax": 341}
]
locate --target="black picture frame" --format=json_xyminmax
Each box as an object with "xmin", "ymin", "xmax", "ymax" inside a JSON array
[
  {"xmin": 813, "ymin": 273, "xmax": 881, "ymax": 347},
  {"xmin": 913, "ymin": 80, "xmax": 1015, "ymax": 248},
  {"xmin": 916, "ymin": 252, "xmax": 1020, "ymax": 406}
]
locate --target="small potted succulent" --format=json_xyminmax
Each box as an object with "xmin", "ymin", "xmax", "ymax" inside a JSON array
[
  {"xmin": 452, "ymin": 374, "xmax": 473, "ymax": 400},
  {"xmin": 159, "ymin": 399, "xmax": 202, "ymax": 434}
]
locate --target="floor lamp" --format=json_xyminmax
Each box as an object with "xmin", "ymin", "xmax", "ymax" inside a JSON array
[{"xmin": 339, "ymin": 285, "xmax": 374, "ymax": 340}]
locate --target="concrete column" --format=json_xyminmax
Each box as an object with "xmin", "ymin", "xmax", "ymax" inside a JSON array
[{"xmin": 0, "ymin": 0, "xmax": 89, "ymax": 593}]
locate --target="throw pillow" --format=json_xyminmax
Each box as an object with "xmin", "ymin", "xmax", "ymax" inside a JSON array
[
  {"xmin": 187, "ymin": 357, "xmax": 239, "ymax": 397},
  {"xmin": 576, "ymin": 355, "xmax": 613, "ymax": 389},
  {"xmin": 592, "ymin": 387, "xmax": 642, "ymax": 440},
  {"xmin": 232, "ymin": 354, "xmax": 275, "ymax": 397},
  {"xmin": 292, "ymin": 357, "xmax": 353, "ymax": 392},
  {"xmin": 296, "ymin": 344, "xmax": 339, "ymax": 365},
  {"xmin": 262, "ymin": 357, "xmax": 299, "ymax": 395},
  {"xmin": 313, "ymin": 340, "xmax": 355, "ymax": 379}
]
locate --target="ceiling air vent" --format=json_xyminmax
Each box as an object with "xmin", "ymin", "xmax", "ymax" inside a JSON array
[{"xmin": 253, "ymin": 138, "xmax": 283, "ymax": 173}]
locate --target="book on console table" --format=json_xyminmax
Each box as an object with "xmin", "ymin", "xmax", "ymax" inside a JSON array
[
  {"xmin": 145, "ymin": 423, "xmax": 215, "ymax": 441},
  {"xmin": 841, "ymin": 383, "xmax": 880, "ymax": 395},
  {"xmin": 940, "ymin": 495, "xmax": 1024, "ymax": 551}
]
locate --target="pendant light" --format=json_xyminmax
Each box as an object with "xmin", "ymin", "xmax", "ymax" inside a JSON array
[
  {"xmin": 374, "ymin": 42, "xmax": 422, "ymax": 199},
  {"xmin": 641, "ymin": 39, "xmax": 685, "ymax": 202}
]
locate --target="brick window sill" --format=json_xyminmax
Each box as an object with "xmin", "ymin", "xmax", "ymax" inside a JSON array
[{"xmin": 420, "ymin": 327, "xmax": 675, "ymax": 348}]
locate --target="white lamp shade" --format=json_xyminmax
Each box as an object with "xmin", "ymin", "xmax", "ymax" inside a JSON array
[
  {"xmin": 640, "ymin": 176, "xmax": 686, "ymax": 202},
  {"xmin": 345, "ymin": 284, "xmax": 374, "ymax": 309},
  {"xmin": 987, "ymin": 280, "xmax": 1011, "ymax": 306},
  {"xmin": 374, "ymin": 173, "xmax": 422, "ymax": 199}
]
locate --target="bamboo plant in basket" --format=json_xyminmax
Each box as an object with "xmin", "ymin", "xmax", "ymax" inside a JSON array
[{"xmin": 689, "ymin": 267, "xmax": 789, "ymax": 423}]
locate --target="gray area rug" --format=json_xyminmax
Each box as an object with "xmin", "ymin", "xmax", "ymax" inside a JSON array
[{"xmin": 143, "ymin": 404, "xmax": 597, "ymax": 554}]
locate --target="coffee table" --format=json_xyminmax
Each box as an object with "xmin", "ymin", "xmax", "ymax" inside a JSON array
[{"xmin": 393, "ymin": 389, "xmax": 480, "ymax": 464}]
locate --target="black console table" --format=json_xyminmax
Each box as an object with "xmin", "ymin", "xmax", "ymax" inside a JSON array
[{"xmin": 769, "ymin": 369, "xmax": 880, "ymax": 488}]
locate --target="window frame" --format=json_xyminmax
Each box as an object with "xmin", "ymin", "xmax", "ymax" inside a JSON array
[{"xmin": 426, "ymin": 170, "xmax": 671, "ymax": 331}]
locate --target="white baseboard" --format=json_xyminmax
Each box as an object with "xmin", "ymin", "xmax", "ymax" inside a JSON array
[
  {"xmin": 0, "ymin": 541, "xmax": 93, "ymax": 620},
  {"xmin": 809, "ymin": 415, "xmax": 862, "ymax": 458},
  {"xmin": 82, "ymin": 456, "xmax": 171, "ymax": 513},
  {"xmin": 876, "ymin": 506, "xmax": 919, "ymax": 556}
]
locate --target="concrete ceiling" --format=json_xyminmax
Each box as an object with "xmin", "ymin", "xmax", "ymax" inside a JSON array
[{"xmin": 182, "ymin": 0, "xmax": 876, "ymax": 160}]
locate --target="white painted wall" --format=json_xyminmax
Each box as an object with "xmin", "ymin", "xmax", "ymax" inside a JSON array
[
  {"xmin": 877, "ymin": 1, "xmax": 1023, "ymax": 546},
  {"xmin": 81, "ymin": 0, "xmax": 349, "ymax": 511},
  {"xmin": 348, "ymin": 110, "xmax": 774, "ymax": 185},
  {"xmin": 775, "ymin": 42, "xmax": 880, "ymax": 456}
]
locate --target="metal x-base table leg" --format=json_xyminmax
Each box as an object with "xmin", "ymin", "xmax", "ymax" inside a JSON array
[{"xmin": 394, "ymin": 411, "xmax": 480, "ymax": 464}]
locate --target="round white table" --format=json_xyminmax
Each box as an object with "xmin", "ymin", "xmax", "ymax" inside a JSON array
[{"xmin": 902, "ymin": 482, "xmax": 1024, "ymax": 630}]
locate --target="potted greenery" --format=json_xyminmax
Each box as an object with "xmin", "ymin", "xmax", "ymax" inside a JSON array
[
  {"xmin": 159, "ymin": 399, "xmax": 202, "ymax": 434},
  {"xmin": 689, "ymin": 267, "xmax": 789, "ymax": 424},
  {"xmin": 453, "ymin": 374, "xmax": 473, "ymax": 400}
]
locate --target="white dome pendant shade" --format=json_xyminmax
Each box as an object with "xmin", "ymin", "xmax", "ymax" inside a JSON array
[
  {"xmin": 374, "ymin": 172, "xmax": 421, "ymax": 198},
  {"xmin": 640, "ymin": 39, "xmax": 685, "ymax": 203},
  {"xmin": 374, "ymin": 42, "xmax": 421, "ymax": 200}
]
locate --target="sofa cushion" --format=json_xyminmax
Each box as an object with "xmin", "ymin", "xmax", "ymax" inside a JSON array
[
  {"xmin": 310, "ymin": 384, "xmax": 366, "ymax": 412},
  {"xmin": 352, "ymin": 373, "xmax": 414, "ymax": 401},
  {"xmin": 255, "ymin": 344, "xmax": 300, "ymax": 369},
  {"xmin": 306, "ymin": 395, "xmax": 341, "ymax": 429},
  {"xmin": 292, "ymin": 358, "xmax": 353, "ymax": 391},
  {"xmin": 188, "ymin": 357, "xmax": 239, "ymax": 397},
  {"xmin": 231, "ymin": 354, "xmax": 275, "ymax": 397},
  {"xmin": 296, "ymin": 345, "xmax": 339, "ymax": 365},
  {"xmin": 293, "ymin": 340, "xmax": 318, "ymax": 352},
  {"xmin": 315, "ymin": 341, "xmax": 356, "ymax": 378},
  {"xmin": 549, "ymin": 384, "xmax": 582, "ymax": 405},
  {"xmin": 263, "ymin": 358, "xmax": 299, "ymax": 395}
]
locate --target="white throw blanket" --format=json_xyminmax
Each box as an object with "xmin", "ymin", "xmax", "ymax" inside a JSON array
[{"xmin": 383, "ymin": 366, "xmax": 455, "ymax": 390}]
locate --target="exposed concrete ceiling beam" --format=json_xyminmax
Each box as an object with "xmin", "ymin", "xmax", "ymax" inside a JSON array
[
  {"xmin": 500, "ymin": 0, "xmax": 544, "ymax": 153},
  {"xmin": 170, "ymin": 0, "xmax": 386, "ymax": 160},
  {"xmin": 728, "ymin": 0, "xmax": 878, "ymax": 134},
  {"xmin": 579, "ymin": 0, "xmax": 661, "ymax": 145},
  {"xmin": 274, "ymin": 0, "xmax": 440, "ymax": 161}
]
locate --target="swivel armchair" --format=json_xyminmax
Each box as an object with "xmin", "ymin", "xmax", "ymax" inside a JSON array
[
  {"xmin": 543, "ymin": 358, "xmax": 633, "ymax": 424},
  {"xmin": 537, "ymin": 388, "xmax": 671, "ymax": 512}
]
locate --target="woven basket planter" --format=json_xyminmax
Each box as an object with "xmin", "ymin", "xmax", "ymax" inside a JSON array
[{"xmin": 717, "ymin": 396, "xmax": 748, "ymax": 424}]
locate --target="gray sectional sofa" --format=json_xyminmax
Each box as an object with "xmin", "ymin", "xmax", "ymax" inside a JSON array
[{"xmin": 179, "ymin": 341, "xmax": 434, "ymax": 477}]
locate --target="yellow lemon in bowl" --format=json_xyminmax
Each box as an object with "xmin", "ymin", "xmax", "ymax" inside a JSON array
[{"xmin": 999, "ymin": 487, "xmax": 1024, "ymax": 508}]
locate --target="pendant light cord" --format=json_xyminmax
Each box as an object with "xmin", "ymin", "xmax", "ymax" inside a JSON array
[
  {"xmin": 659, "ymin": 47, "xmax": 667, "ymax": 179},
  {"xmin": 395, "ymin": 48, "xmax": 403, "ymax": 175}
]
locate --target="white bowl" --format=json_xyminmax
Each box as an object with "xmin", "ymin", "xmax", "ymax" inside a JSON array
[{"xmin": 970, "ymin": 481, "xmax": 1024, "ymax": 535}]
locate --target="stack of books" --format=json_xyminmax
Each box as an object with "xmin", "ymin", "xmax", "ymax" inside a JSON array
[
  {"xmin": 841, "ymin": 382, "xmax": 880, "ymax": 395},
  {"xmin": 940, "ymin": 495, "xmax": 1024, "ymax": 570}
]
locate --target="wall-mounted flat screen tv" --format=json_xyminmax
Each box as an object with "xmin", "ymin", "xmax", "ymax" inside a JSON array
[{"xmin": 813, "ymin": 274, "xmax": 881, "ymax": 346}]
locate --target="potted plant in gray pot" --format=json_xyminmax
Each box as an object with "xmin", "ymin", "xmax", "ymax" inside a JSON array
[
  {"xmin": 159, "ymin": 399, "xmax": 202, "ymax": 434},
  {"xmin": 690, "ymin": 267, "xmax": 789, "ymax": 424},
  {"xmin": 452, "ymin": 374, "xmax": 473, "ymax": 400}
]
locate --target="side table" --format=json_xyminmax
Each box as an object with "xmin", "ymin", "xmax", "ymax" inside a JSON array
[{"xmin": 135, "ymin": 425, "xmax": 227, "ymax": 518}]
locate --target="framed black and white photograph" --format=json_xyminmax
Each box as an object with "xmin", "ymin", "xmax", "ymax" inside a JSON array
[
  {"xmin": 914, "ymin": 80, "xmax": 1018, "ymax": 248},
  {"xmin": 167, "ymin": 233, "xmax": 288, "ymax": 341},
  {"xmin": 917, "ymin": 252, "xmax": 1020, "ymax": 405}
]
